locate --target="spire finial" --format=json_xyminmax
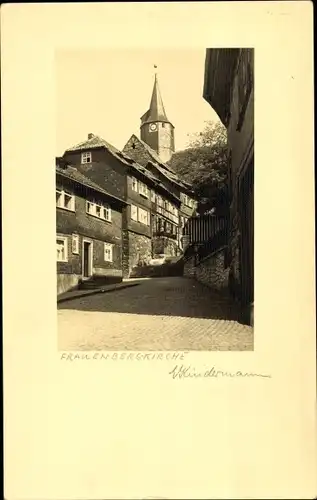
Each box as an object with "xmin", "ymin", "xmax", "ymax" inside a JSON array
[{"xmin": 154, "ymin": 64, "xmax": 158, "ymax": 77}]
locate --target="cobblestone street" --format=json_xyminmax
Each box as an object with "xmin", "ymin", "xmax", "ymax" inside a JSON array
[{"xmin": 58, "ymin": 277, "xmax": 253, "ymax": 351}]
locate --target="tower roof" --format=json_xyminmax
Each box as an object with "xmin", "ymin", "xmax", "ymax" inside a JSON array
[{"xmin": 141, "ymin": 73, "xmax": 172, "ymax": 125}]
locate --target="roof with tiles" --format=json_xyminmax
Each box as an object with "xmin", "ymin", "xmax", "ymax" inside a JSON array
[
  {"xmin": 64, "ymin": 133, "xmax": 161, "ymax": 185},
  {"xmin": 128, "ymin": 134, "xmax": 194, "ymax": 193},
  {"xmin": 56, "ymin": 162, "xmax": 127, "ymax": 204}
]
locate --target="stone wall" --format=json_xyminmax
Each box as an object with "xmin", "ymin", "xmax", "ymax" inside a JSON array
[
  {"xmin": 124, "ymin": 231, "xmax": 152, "ymax": 275},
  {"xmin": 152, "ymin": 236, "xmax": 178, "ymax": 256},
  {"xmin": 183, "ymin": 247, "xmax": 229, "ymax": 292},
  {"xmin": 183, "ymin": 256, "xmax": 196, "ymax": 278},
  {"xmin": 57, "ymin": 273, "xmax": 81, "ymax": 295}
]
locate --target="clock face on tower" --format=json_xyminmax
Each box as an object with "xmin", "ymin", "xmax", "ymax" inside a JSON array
[{"xmin": 149, "ymin": 123, "xmax": 157, "ymax": 132}]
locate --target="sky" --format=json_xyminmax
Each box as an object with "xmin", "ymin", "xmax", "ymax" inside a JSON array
[{"xmin": 55, "ymin": 48, "xmax": 220, "ymax": 156}]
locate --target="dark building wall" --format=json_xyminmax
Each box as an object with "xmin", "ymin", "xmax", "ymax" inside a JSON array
[
  {"xmin": 203, "ymin": 48, "xmax": 254, "ymax": 324},
  {"xmin": 63, "ymin": 148, "xmax": 127, "ymax": 201},
  {"xmin": 56, "ymin": 178, "xmax": 123, "ymax": 245},
  {"xmin": 127, "ymin": 174, "xmax": 152, "ymax": 210},
  {"xmin": 226, "ymin": 50, "xmax": 254, "ymax": 316},
  {"xmin": 56, "ymin": 176, "xmax": 123, "ymax": 293},
  {"xmin": 126, "ymin": 203, "xmax": 151, "ymax": 238}
]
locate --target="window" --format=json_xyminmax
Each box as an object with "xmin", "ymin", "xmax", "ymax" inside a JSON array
[
  {"xmin": 95, "ymin": 205, "xmax": 102, "ymax": 218},
  {"xmin": 162, "ymin": 123, "xmax": 166, "ymax": 128},
  {"xmin": 86, "ymin": 200, "xmax": 111, "ymax": 222},
  {"xmin": 131, "ymin": 177, "xmax": 138, "ymax": 192},
  {"xmin": 72, "ymin": 234, "xmax": 79, "ymax": 254},
  {"xmin": 183, "ymin": 194, "xmax": 192, "ymax": 207},
  {"xmin": 56, "ymin": 190, "xmax": 62, "ymax": 207},
  {"xmin": 56, "ymin": 189, "xmax": 75, "ymax": 211},
  {"xmin": 57, "ymin": 236, "xmax": 68, "ymax": 262},
  {"xmin": 151, "ymin": 191, "xmax": 156, "ymax": 202},
  {"xmin": 86, "ymin": 201, "xmax": 94, "ymax": 215},
  {"xmin": 104, "ymin": 243, "xmax": 113, "ymax": 262},
  {"xmin": 81, "ymin": 152, "xmax": 92, "ymax": 164},
  {"xmin": 138, "ymin": 207, "xmax": 150, "ymax": 225},
  {"xmin": 157, "ymin": 195, "xmax": 163, "ymax": 207},
  {"xmin": 131, "ymin": 204, "xmax": 138, "ymax": 221},
  {"xmin": 104, "ymin": 206, "xmax": 111, "ymax": 221},
  {"xmin": 139, "ymin": 181, "xmax": 149, "ymax": 198}
]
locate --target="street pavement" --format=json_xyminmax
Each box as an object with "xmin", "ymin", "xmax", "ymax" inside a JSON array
[{"xmin": 58, "ymin": 277, "xmax": 253, "ymax": 351}]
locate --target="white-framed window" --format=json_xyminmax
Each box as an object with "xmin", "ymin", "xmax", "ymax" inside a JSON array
[
  {"xmin": 81, "ymin": 151, "xmax": 92, "ymax": 164},
  {"xmin": 72, "ymin": 234, "xmax": 79, "ymax": 254},
  {"xmin": 131, "ymin": 204, "xmax": 138, "ymax": 221},
  {"xmin": 86, "ymin": 200, "xmax": 111, "ymax": 222},
  {"xmin": 156, "ymin": 195, "xmax": 163, "ymax": 207},
  {"xmin": 131, "ymin": 177, "xmax": 138, "ymax": 192},
  {"xmin": 139, "ymin": 181, "xmax": 149, "ymax": 198},
  {"xmin": 104, "ymin": 242, "xmax": 113, "ymax": 262},
  {"xmin": 57, "ymin": 236, "xmax": 68, "ymax": 262},
  {"xmin": 104, "ymin": 205, "xmax": 111, "ymax": 221},
  {"xmin": 138, "ymin": 207, "xmax": 150, "ymax": 226},
  {"xmin": 56, "ymin": 189, "xmax": 75, "ymax": 211},
  {"xmin": 151, "ymin": 190, "xmax": 156, "ymax": 202}
]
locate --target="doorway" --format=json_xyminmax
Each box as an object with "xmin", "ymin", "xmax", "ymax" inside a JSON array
[{"xmin": 82, "ymin": 240, "xmax": 93, "ymax": 278}]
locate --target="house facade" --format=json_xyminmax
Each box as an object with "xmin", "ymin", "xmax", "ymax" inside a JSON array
[
  {"xmin": 60, "ymin": 133, "xmax": 188, "ymax": 278},
  {"xmin": 203, "ymin": 48, "xmax": 254, "ymax": 324},
  {"xmin": 56, "ymin": 158, "xmax": 126, "ymax": 295}
]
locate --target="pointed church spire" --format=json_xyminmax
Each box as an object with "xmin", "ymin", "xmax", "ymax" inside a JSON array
[{"xmin": 141, "ymin": 68, "xmax": 169, "ymax": 124}]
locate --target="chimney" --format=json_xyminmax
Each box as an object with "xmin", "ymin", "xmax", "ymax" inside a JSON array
[{"xmin": 88, "ymin": 133, "xmax": 94, "ymax": 139}]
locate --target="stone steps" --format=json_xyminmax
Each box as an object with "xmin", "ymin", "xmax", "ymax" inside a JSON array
[{"xmin": 79, "ymin": 275, "xmax": 122, "ymax": 290}]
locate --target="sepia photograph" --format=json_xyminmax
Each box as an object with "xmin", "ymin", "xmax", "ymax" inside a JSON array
[{"xmin": 56, "ymin": 48, "xmax": 254, "ymax": 351}]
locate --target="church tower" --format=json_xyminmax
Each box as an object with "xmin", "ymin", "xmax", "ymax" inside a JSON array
[{"xmin": 140, "ymin": 71, "xmax": 175, "ymax": 163}]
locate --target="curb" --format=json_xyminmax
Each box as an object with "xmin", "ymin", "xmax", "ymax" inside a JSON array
[{"xmin": 57, "ymin": 282, "xmax": 140, "ymax": 304}]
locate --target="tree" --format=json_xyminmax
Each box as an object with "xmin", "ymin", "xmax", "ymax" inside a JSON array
[{"xmin": 168, "ymin": 121, "xmax": 228, "ymax": 214}]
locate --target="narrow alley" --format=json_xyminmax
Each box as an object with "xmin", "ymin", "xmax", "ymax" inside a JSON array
[{"xmin": 58, "ymin": 277, "xmax": 253, "ymax": 351}]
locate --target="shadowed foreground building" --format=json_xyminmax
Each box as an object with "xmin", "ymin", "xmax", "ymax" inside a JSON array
[{"xmin": 203, "ymin": 48, "xmax": 254, "ymax": 325}]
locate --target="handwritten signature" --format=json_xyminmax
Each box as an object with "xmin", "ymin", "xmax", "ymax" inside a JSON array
[{"xmin": 168, "ymin": 364, "xmax": 271, "ymax": 379}]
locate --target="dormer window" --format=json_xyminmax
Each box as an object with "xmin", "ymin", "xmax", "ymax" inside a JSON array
[{"xmin": 81, "ymin": 152, "xmax": 92, "ymax": 164}]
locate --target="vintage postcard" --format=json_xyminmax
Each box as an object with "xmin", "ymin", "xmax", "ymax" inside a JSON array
[
  {"xmin": 56, "ymin": 47, "xmax": 254, "ymax": 352},
  {"xmin": 2, "ymin": 2, "xmax": 316, "ymax": 499}
]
